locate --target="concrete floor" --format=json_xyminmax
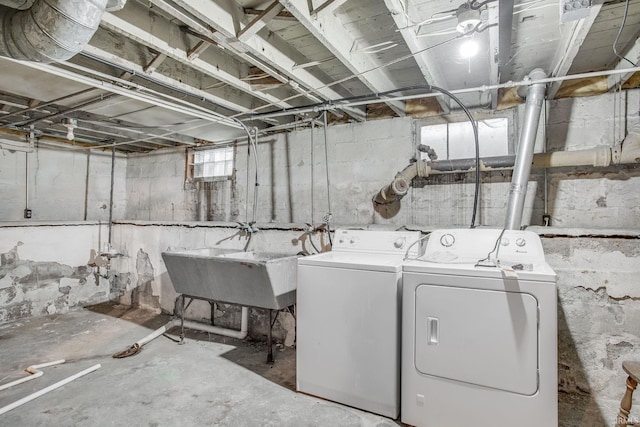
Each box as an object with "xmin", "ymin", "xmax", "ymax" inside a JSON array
[
  {"xmin": 0, "ymin": 304, "xmax": 605, "ymax": 427},
  {"xmin": 0, "ymin": 305, "xmax": 397, "ymax": 426}
]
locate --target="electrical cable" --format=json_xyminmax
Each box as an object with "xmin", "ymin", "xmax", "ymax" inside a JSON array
[
  {"xmin": 475, "ymin": 228, "xmax": 505, "ymax": 266},
  {"xmin": 612, "ymin": 0, "xmax": 635, "ymax": 67}
]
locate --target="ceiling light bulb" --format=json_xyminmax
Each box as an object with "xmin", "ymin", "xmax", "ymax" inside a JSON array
[
  {"xmin": 456, "ymin": 3, "xmax": 481, "ymax": 34},
  {"xmin": 460, "ymin": 39, "xmax": 479, "ymax": 59},
  {"xmin": 66, "ymin": 129, "xmax": 74, "ymax": 141}
]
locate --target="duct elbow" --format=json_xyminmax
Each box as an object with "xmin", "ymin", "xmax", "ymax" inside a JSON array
[{"xmin": 0, "ymin": 0, "xmax": 112, "ymax": 63}]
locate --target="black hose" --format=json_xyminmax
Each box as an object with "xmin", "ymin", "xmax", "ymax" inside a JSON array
[{"xmin": 428, "ymin": 86, "xmax": 480, "ymax": 229}]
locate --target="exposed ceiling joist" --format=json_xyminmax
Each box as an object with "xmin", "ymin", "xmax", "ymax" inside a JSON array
[
  {"xmin": 168, "ymin": 0, "xmax": 366, "ymax": 121},
  {"xmin": 279, "ymin": 0, "xmax": 406, "ymax": 116},
  {"xmin": 100, "ymin": 9, "xmax": 294, "ymax": 111},
  {"xmin": 83, "ymin": 44, "xmax": 253, "ymax": 115},
  {"xmin": 547, "ymin": 2, "xmax": 604, "ymax": 100},
  {"xmin": 382, "ymin": 0, "xmax": 450, "ymax": 114}
]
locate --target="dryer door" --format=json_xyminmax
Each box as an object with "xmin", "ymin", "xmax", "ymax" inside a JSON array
[{"xmin": 414, "ymin": 284, "xmax": 539, "ymax": 395}]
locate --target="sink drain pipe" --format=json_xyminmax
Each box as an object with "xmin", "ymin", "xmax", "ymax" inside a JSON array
[{"xmin": 113, "ymin": 309, "xmax": 249, "ymax": 358}]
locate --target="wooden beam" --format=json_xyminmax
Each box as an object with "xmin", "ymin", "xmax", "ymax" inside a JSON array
[
  {"xmin": 244, "ymin": 7, "xmax": 295, "ymax": 21},
  {"xmin": 169, "ymin": 0, "xmax": 367, "ymax": 121},
  {"xmin": 100, "ymin": 8, "xmax": 293, "ymax": 110},
  {"xmin": 143, "ymin": 53, "xmax": 167, "ymax": 73},
  {"xmin": 237, "ymin": 0, "xmax": 284, "ymax": 42},
  {"xmin": 186, "ymin": 40, "xmax": 210, "ymax": 61}
]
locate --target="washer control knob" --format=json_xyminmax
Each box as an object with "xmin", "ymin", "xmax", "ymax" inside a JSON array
[
  {"xmin": 501, "ymin": 237, "xmax": 510, "ymax": 246},
  {"xmin": 349, "ymin": 239, "xmax": 355, "ymax": 244},
  {"xmin": 393, "ymin": 238, "xmax": 405, "ymax": 249},
  {"xmin": 440, "ymin": 233, "xmax": 455, "ymax": 247},
  {"xmin": 516, "ymin": 238, "xmax": 526, "ymax": 247}
]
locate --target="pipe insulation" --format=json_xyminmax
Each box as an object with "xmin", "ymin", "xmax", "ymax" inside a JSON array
[
  {"xmin": 373, "ymin": 127, "xmax": 640, "ymax": 206},
  {"xmin": 0, "ymin": 0, "xmax": 114, "ymax": 63},
  {"xmin": 505, "ymin": 68, "xmax": 548, "ymax": 230}
]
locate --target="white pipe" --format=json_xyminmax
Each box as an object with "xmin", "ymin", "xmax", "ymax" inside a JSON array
[
  {"xmin": 0, "ymin": 359, "xmax": 65, "ymax": 391},
  {"xmin": 4, "ymin": 57, "xmax": 241, "ymax": 129},
  {"xmin": 0, "ymin": 364, "xmax": 101, "ymax": 416},
  {"xmin": 130, "ymin": 306, "xmax": 250, "ymax": 349},
  {"xmin": 183, "ymin": 306, "xmax": 249, "ymax": 340},
  {"xmin": 251, "ymin": 66, "xmax": 640, "ymax": 120}
]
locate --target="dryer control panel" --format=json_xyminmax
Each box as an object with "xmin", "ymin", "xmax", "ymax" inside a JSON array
[
  {"xmin": 332, "ymin": 229, "xmax": 422, "ymax": 256},
  {"xmin": 424, "ymin": 228, "xmax": 546, "ymax": 265}
]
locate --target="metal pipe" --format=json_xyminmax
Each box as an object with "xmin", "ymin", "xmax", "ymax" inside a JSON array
[
  {"xmin": 108, "ymin": 144, "xmax": 115, "ymax": 245},
  {"xmin": 322, "ymin": 111, "xmax": 332, "ymax": 220},
  {"xmin": 249, "ymin": 66, "xmax": 640, "ymax": 121},
  {"xmin": 0, "ymin": 0, "xmax": 111, "ymax": 63},
  {"xmin": 24, "ymin": 150, "xmax": 28, "ymax": 213},
  {"xmin": 5, "ymin": 57, "xmax": 241, "ymax": 129},
  {"xmin": 505, "ymin": 68, "xmax": 547, "ymax": 230}
]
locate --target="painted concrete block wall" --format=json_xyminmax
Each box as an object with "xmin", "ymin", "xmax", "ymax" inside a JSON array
[
  {"xmin": 0, "ymin": 147, "xmax": 127, "ymax": 221},
  {"xmin": 0, "ymin": 223, "xmax": 112, "ymax": 323},
  {"xmin": 125, "ymin": 149, "xmax": 199, "ymax": 221}
]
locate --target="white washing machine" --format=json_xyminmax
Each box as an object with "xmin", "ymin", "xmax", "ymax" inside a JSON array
[
  {"xmin": 297, "ymin": 228, "xmax": 421, "ymax": 418},
  {"xmin": 402, "ymin": 228, "xmax": 557, "ymax": 427}
]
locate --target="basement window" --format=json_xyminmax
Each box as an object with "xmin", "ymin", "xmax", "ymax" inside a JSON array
[
  {"xmin": 418, "ymin": 116, "xmax": 511, "ymax": 161},
  {"xmin": 191, "ymin": 146, "xmax": 235, "ymax": 181}
]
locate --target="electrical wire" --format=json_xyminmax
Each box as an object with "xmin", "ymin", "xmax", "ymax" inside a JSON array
[
  {"xmin": 613, "ymin": 0, "xmax": 635, "ymax": 67},
  {"xmin": 474, "ymin": 228, "xmax": 505, "ymax": 266}
]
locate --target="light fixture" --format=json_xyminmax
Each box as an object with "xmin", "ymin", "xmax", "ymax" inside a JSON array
[
  {"xmin": 460, "ymin": 39, "xmax": 479, "ymax": 59},
  {"xmin": 62, "ymin": 118, "xmax": 77, "ymax": 141},
  {"xmin": 456, "ymin": 3, "xmax": 481, "ymax": 35}
]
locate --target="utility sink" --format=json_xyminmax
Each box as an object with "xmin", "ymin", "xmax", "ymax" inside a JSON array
[{"xmin": 162, "ymin": 249, "xmax": 298, "ymax": 310}]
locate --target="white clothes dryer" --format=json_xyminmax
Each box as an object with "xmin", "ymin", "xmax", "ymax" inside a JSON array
[
  {"xmin": 297, "ymin": 228, "xmax": 421, "ymax": 418},
  {"xmin": 401, "ymin": 228, "xmax": 557, "ymax": 427}
]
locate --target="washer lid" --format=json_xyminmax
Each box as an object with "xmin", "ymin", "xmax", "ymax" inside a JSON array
[
  {"xmin": 298, "ymin": 251, "xmax": 404, "ymax": 272},
  {"xmin": 403, "ymin": 259, "xmax": 556, "ymax": 282}
]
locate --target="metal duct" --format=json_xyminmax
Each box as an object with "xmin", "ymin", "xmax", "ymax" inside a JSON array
[
  {"xmin": 0, "ymin": 0, "xmax": 111, "ymax": 63},
  {"xmin": 0, "ymin": 0, "xmax": 34, "ymax": 9},
  {"xmin": 504, "ymin": 68, "xmax": 547, "ymax": 230}
]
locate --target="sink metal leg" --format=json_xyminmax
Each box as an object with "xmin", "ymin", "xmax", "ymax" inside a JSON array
[
  {"xmin": 267, "ymin": 309, "xmax": 281, "ymax": 364},
  {"xmin": 180, "ymin": 294, "xmax": 186, "ymax": 341},
  {"xmin": 209, "ymin": 301, "xmax": 216, "ymax": 326},
  {"xmin": 267, "ymin": 309, "xmax": 274, "ymax": 364}
]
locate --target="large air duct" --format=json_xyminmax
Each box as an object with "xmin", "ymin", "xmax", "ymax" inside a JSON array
[
  {"xmin": 504, "ymin": 68, "xmax": 547, "ymax": 230},
  {"xmin": 0, "ymin": 0, "xmax": 124, "ymax": 64}
]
